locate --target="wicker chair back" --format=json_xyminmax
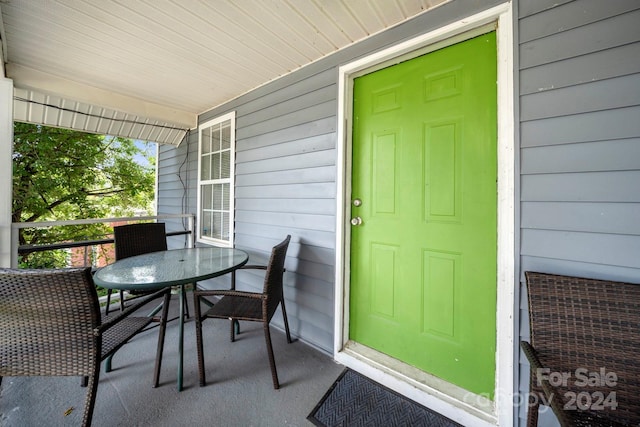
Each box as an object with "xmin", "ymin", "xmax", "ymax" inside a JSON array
[{"xmin": 523, "ymin": 271, "xmax": 640, "ymax": 427}]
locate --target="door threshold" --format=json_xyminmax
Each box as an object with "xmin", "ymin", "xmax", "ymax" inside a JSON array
[{"xmin": 335, "ymin": 340, "xmax": 497, "ymax": 427}]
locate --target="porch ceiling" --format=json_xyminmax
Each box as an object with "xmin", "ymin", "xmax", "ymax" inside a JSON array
[{"xmin": 0, "ymin": 0, "xmax": 447, "ymax": 145}]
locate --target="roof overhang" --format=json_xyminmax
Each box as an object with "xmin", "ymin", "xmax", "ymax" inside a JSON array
[
  {"xmin": 1, "ymin": 0, "xmax": 449, "ymax": 145},
  {"xmin": 10, "ymin": 64, "xmax": 193, "ymax": 146}
]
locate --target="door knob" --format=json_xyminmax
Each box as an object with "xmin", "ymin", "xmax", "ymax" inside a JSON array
[{"xmin": 350, "ymin": 217, "xmax": 363, "ymax": 226}]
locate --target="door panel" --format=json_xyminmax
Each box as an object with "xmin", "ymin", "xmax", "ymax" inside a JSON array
[{"xmin": 349, "ymin": 32, "xmax": 497, "ymax": 397}]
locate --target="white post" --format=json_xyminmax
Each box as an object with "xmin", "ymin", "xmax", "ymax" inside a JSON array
[
  {"xmin": 0, "ymin": 77, "xmax": 13, "ymax": 268},
  {"xmin": 188, "ymin": 214, "xmax": 195, "ymax": 248}
]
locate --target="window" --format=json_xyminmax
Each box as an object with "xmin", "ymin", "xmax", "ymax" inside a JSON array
[{"xmin": 197, "ymin": 112, "xmax": 235, "ymax": 246}]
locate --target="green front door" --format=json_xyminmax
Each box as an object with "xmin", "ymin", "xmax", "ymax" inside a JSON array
[{"xmin": 349, "ymin": 32, "xmax": 497, "ymax": 397}]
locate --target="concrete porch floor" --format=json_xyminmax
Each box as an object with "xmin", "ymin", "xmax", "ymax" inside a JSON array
[{"xmin": 0, "ymin": 294, "xmax": 345, "ymax": 426}]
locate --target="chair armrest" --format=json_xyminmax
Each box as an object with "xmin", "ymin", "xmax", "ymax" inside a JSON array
[
  {"xmin": 239, "ymin": 265, "xmax": 286, "ymax": 272},
  {"xmin": 230, "ymin": 265, "xmax": 267, "ymax": 290},
  {"xmin": 230, "ymin": 265, "xmax": 285, "ymax": 289},
  {"xmin": 97, "ymin": 287, "xmax": 170, "ymax": 334},
  {"xmin": 193, "ymin": 289, "xmax": 265, "ymax": 300},
  {"xmin": 239, "ymin": 265, "xmax": 267, "ymax": 271},
  {"xmin": 520, "ymin": 340, "xmax": 544, "ymax": 372}
]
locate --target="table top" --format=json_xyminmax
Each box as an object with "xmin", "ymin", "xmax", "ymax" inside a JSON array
[{"xmin": 93, "ymin": 246, "xmax": 249, "ymax": 290}]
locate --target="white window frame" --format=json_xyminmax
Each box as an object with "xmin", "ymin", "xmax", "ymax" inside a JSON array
[{"xmin": 197, "ymin": 111, "xmax": 235, "ymax": 247}]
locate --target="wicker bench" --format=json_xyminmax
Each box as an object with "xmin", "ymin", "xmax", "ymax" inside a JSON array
[{"xmin": 521, "ymin": 271, "xmax": 640, "ymax": 427}]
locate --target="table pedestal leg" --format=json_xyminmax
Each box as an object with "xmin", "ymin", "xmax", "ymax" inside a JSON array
[{"xmin": 177, "ymin": 283, "xmax": 185, "ymax": 391}]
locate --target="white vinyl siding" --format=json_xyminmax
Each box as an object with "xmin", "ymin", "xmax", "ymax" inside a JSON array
[{"xmin": 197, "ymin": 112, "xmax": 235, "ymax": 246}]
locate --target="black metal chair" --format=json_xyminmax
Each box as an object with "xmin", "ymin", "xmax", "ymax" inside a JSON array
[
  {"xmin": 193, "ymin": 235, "xmax": 293, "ymax": 389},
  {"xmin": 0, "ymin": 267, "xmax": 171, "ymax": 427},
  {"xmin": 105, "ymin": 222, "xmax": 168, "ymax": 315}
]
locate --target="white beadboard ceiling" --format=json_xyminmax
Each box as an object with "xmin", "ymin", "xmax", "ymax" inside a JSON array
[{"xmin": 0, "ymin": 0, "xmax": 447, "ymax": 145}]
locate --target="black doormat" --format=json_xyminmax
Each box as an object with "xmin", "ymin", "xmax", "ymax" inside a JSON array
[{"xmin": 308, "ymin": 369, "xmax": 463, "ymax": 427}]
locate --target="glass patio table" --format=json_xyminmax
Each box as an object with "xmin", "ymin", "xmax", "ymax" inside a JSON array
[{"xmin": 93, "ymin": 246, "xmax": 249, "ymax": 391}]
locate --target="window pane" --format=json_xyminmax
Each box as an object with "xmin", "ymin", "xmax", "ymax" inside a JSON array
[
  {"xmin": 222, "ymin": 212, "xmax": 230, "ymax": 240},
  {"xmin": 221, "ymin": 150, "xmax": 230, "ymax": 179},
  {"xmin": 202, "ymin": 211, "xmax": 212, "ymax": 237},
  {"xmin": 221, "ymin": 122, "xmax": 231, "ymax": 150},
  {"xmin": 201, "ymin": 154, "xmax": 211, "ymax": 180},
  {"xmin": 202, "ymin": 128, "xmax": 212, "ymax": 154},
  {"xmin": 222, "ymin": 183, "xmax": 230, "ymax": 210},
  {"xmin": 202, "ymin": 184, "xmax": 213, "ymax": 209},
  {"xmin": 213, "ymin": 183, "xmax": 223, "ymax": 209},
  {"xmin": 212, "ymin": 153, "xmax": 221, "ymax": 180},
  {"xmin": 213, "ymin": 124, "xmax": 221, "ymax": 152},
  {"xmin": 212, "ymin": 212, "xmax": 223, "ymax": 240}
]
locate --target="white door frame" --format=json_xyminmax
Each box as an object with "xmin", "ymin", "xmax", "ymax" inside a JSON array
[{"xmin": 334, "ymin": 3, "xmax": 515, "ymax": 426}]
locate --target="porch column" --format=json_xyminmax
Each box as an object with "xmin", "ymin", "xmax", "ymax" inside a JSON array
[{"xmin": 0, "ymin": 77, "xmax": 13, "ymax": 268}]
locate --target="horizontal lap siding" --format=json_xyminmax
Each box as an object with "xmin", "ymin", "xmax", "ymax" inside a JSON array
[
  {"xmin": 518, "ymin": 1, "xmax": 640, "ymax": 425},
  {"xmin": 519, "ymin": 2, "xmax": 640, "ymax": 281},
  {"xmin": 233, "ymin": 93, "xmax": 338, "ymax": 350},
  {"xmin": 190, "ymin": 62, "xmax": 339, "ymax": 352},
  {"xmin": 157, "ymin": 132, "xmax": 196, "ymax": 250}
]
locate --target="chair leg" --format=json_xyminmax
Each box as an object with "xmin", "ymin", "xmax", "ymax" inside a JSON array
[
  {"xmin": 527, "ymin": 399, "xmax": 539, "ymax": 427},
  {"xmin": 182, "ymin": 290, "xmax": 190, "ymax": 319},
  {"xmin": 229, "ymin": 319, "xmax": 241, "ymax": 342},
  {"xmin": 119, "ymin": 290, "xmax": 126, "ymax": 312},
  {"xmin": 280, "ymin": 297, "xmax": 292, "ymax": 344},
  {"xmin": 81, "ymin": 369, "xmax": 100, "ymax": 427},
  {"xmin": 105, "ymin": 354, "xmax": 113, "ymax": 373},
  {"xmin": 263, "ymin": 322, "xmax": 280, "ymax": 389},
  {"xmin": 153, "ymin": 291, "xmax": 171, "ymax": 387},
  {"xmin": 527, "ymin": 372, "xmax": 540, "ymax": 427},
  {"xmin": 193, "ymin": 295, "xmax": 207, "ymax": 387},
  {"xmin": 105, "ymin": 289, "xmax": 112, "ymax": 315}
]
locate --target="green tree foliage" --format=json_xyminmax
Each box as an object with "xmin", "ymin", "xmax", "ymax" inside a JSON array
[{"xmin": 13, "ymin": 122, "xmax": 156, "ymax": 268}]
